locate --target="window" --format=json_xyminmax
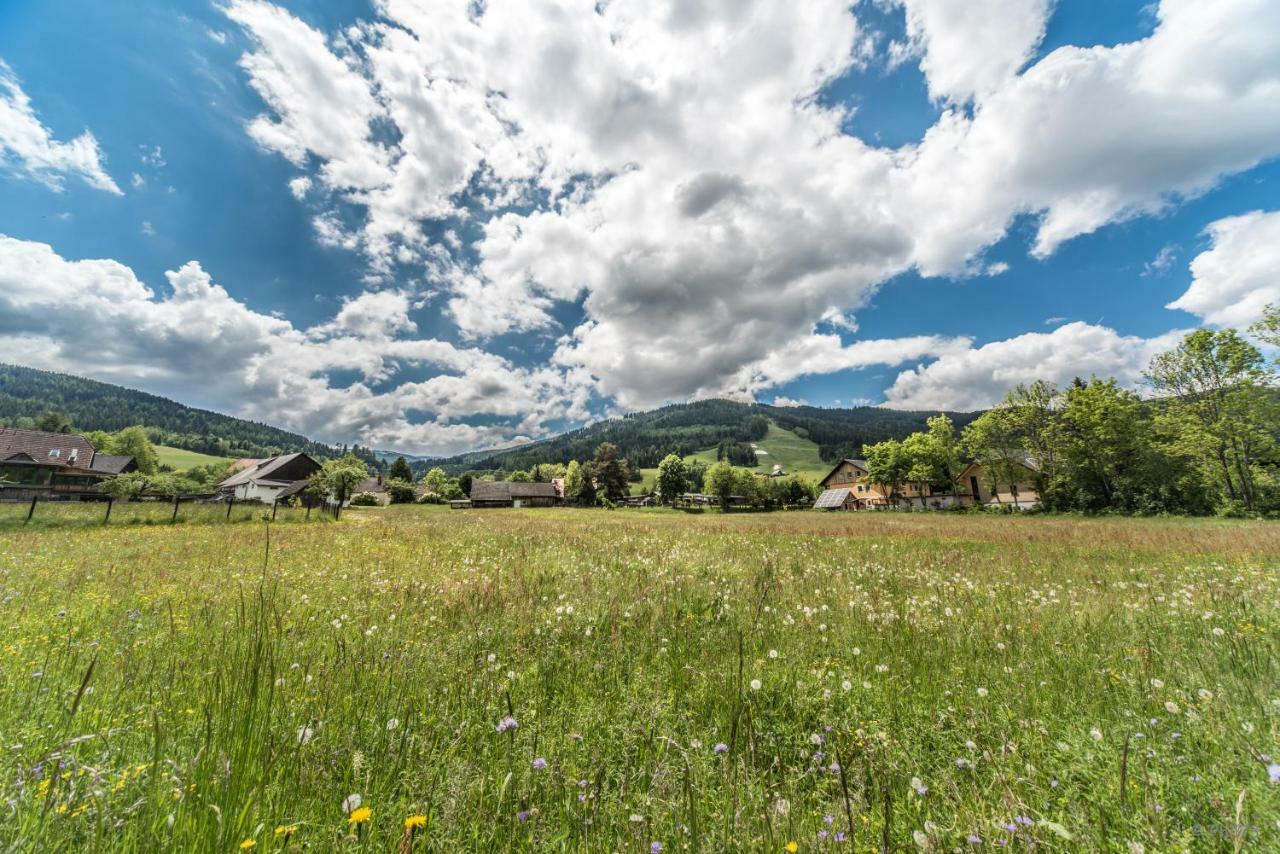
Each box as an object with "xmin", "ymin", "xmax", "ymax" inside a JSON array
[{"xmin": 48, "ymin": 449, "xmax": 61, "ymax": 459}]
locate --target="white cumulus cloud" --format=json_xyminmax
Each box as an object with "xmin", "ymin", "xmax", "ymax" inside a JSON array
[{"xmin": 1167, "ymin": 210, "xmax": 1280, "ymax": 328}]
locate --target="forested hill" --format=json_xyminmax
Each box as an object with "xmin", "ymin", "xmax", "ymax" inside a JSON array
[
  {"xmin": 439, "ymin": 398, "xmax": 979, "ymax": 473},
  {"xmin": 0, "ymin": 364, "xmax": 363, "ymax": 462}
]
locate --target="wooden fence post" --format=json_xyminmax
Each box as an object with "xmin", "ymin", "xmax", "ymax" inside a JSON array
[
  {"xmin": 25, "ymin": 495, "xmax": 37, "ymax": 524},
  {"xmin": 271, "ymin": 500, "xmax": 278, "ymax": 521},
  {"xmin": 103, "ymin": 498, "xmax": 113, "ymax": 525},
  {"xmin": 226, "ymin": 496, "xmax": 234, "ymax": 521},
  {"xmin": 171, "ymin": 494, "xmax": 180, "ymax": 524}
]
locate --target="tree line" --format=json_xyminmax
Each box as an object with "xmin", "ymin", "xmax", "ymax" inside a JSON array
[{"xmin": 859, "ymin": 309, "xmax": 1280, "ymax": 516}]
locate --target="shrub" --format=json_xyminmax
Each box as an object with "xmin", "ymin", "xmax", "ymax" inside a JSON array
[{"xmin": 349, "ymin": 492, "xmax": 381, "ymax": 507}]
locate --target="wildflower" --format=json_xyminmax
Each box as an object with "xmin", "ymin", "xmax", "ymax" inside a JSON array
[
  {"xmin": 349, "ymin": 806, "xmax": 372, "ymax": 825},
  {"xmin": 750, "ymin": 679, "xmax": 762, "ymax": 691},
  {"xmin": 341, "ymin": 794, "xmax": 362, "ymax": 813},
  {"xmin": 1212, "ymin": 627, "xmax": 1225, "ymax": 636},
  {"xmin": 976, "ymin": 687, "xmax": 988, "ymax": 698},
  {"xmin": 786, "ymin": 842, "xmax": 798, "ymax": 852},
  {"xmin": 274, "ymin": 824, "xmax": 297, "ymax": 837},
  {"xmin": 1090, "ymin": 727, "xmax": 1103, "ymax": 741},
  {"xmin": 1150, "ymin": 678, "xmax": 1164, "ymax": 689},
  {"xmin": 532, "ymin": 757, "xmax": 548, "ymax": 771},
  {"xmin": 1197, "ymin": 689, "xmax": 1213, "ymax": 701},
  {"xmin": 841, "ymin": 680, "xmax": 852, "ymax": 692},
  {"xmin": 967, "ymin": 834, "xmax": 983, "ymax": 845},
  {"xmin": 1014, "ymin": 815, "xmax": 1033, "ymax": 826},
  {"xmin": 404, "ymin": 814, "xmax": 427, "ymax": 830},
  {"xmin": 517, "ymin": 810, "xmax": 532, "ymax": 822},
  {"xmin": 386, "ymin": 718, "xmax": 400, "ymax": 731},
  {"xmin": 296, "ymin": 725, "xmax": 314, "ymax": 745},
  {"xmin": 652, "ymin": 843, "xmax": 664, "ymax": 854},
  {"xmin": 769, "ymin": 649, "xmax": 779, "ymax": 659},
  {"xmin": 910, "ymin": 776, "xmax": 928, "ymax": 796},
  {"xmin": 1268, "ymin": 763, "xmax": 1280, "ymax": 784},
  {"xmin": 713, "ymin": 742, "xmax": 729, "ymax": 754},
  {"xmin": 496, "ymin": 715, "xmax": 519, "ymax": 733},
  {"xmin": 1164, "ymin": 701, "xmax": 1179, "ymax": 714},
  {"xmin": 239, "ymin": 840, "xmax": 255, "ymax": 850},
  {"xmin": 913, "ymin": 830, "xmax": 928, "ymax": 847}
]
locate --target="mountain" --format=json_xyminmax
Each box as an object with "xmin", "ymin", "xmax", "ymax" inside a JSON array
[
  {"xmin": 0, "ymin": 364, "xmax": 372, "ymax": 463},
  {"xmin": 433, "ymin": 398, "xmax": 979, "ymax": 474}
]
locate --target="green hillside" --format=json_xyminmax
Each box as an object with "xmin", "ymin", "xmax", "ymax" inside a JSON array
[
  {"xmin": 155, "ymin": 445, "xmax": 238, "ymax": 472},
  {"xmin": 633, "ymin": 421, "xmax": 833, "ymax": 493}
]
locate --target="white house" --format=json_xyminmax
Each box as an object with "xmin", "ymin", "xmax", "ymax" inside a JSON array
[{"xmin": 218, "ymin": 453, "xmax": 322, "ymax": 503}]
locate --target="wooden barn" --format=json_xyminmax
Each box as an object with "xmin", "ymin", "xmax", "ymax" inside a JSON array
[{"xmin": 469, "ymin": 481, "xmax": 560, "ymax": 508}]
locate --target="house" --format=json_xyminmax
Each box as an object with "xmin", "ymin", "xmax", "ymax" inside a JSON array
[
  {"xmin": 956, "ymin": 456, "xmax": 1042, "ymax": 509},
  {"xmin": 469, "ymin": 480, "xmax": 560, "ymax": 508},
  {"xmin": 217, "ymin": 453, "xmax": 322, "ymax": 504},
  {"xmin": 0, "ymin": 427, "xmax": 137, "ymax": 500},
  {"xmin": 816, "ymin": 458, "xmax": 933, "ymax": 510}
]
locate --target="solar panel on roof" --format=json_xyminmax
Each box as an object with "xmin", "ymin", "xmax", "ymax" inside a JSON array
[{"xmin": 814, "ymin": 488, "xmax": 851, "ymax": 509}]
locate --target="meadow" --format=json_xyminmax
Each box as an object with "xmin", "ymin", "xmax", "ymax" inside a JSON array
[{"xmin": 1, "ymin": 506, "xmax": 1277, "ymax": 851}]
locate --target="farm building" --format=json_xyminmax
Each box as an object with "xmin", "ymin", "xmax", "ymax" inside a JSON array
[
  {"xmin": 957, "ymin": 456, "xmax": 1042, "ymax": 509},
  {"xmin": 217, "ymin": 453, "xmax": 322, "ymax": 504},
  {"xmin": 817, "ymin": 458, "xmax": 933, "ymax": 509},
  {"xmin": 813, "ymin": 487, "xmax": 857, "ymax": 511},
  {"xmin": 0, "ymin": 427, "xmax": 138, "ymax": 500},
  {"xmin": 469, "ymin": 480, "xmax": 560, "ymax": 508}
]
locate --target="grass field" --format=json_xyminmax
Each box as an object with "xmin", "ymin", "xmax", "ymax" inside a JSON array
[
  {"xmin": 155, "ymin": 445, "xmax": 238, "ymax": 471},
  {"xmin": 634, "ymin": 422, "xmax": 828, "ymax": 492},
  {"xmin": 2, "ymin": 506, "xmax": 1278, "ymax": 851}
]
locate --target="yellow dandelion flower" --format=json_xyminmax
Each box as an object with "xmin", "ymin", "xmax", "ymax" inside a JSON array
[
  {"xmin": 348, "ymin": 806, "xmax": 372, "ymax": 825},
  {"xmin": 786, "ymin": 842, "xmax": 798, "ymax": 853},
  {"xmin": 239, "ymin": 839, "xmax": 256, "ymax": 850},
  {"xmin": 404, "ymin": 814, "xmax": 427, "ymax": 830},
  {"xmin": 274, "ymin": 824, "xmax": 297, "ymax": 837}
]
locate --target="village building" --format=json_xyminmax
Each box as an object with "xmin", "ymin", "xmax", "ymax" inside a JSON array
[
  {"xmin": 814, "ymin": 458, "xmax": 933, "ymax": 511},
  {"xmin": 0, "ymin": 427, "xmax": 138, "ymax": 500},
  {"xmin": 217, "ymin": 452, "xmax": 322, "ymax": 504},
  {"xmin": 469, "ymin": 480, "xmax": 560, "ymax": 508},
  {"xmin": 956, "ymin": 456, "xmax": 1042, "ymax": 509}
]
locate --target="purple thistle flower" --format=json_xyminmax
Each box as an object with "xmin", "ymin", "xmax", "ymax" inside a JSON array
[
  {"xmin": 496, "ymin": 715, "xmax": 519, "ymax": 734},
  {"xmin": 531, "ymin": 757, "xmax": 548, "ymax": 771},
  {"xmin": 713, "ymin": 742, "xmax": 728, "ymax": 754}
]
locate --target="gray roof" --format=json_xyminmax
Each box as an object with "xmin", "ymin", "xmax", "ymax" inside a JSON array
[
  {"xmin": 470, "ymin": 481, "xmax": 559, "ymax": 501},
  {"xmin": 87, "ymin": 454, "xmax": 135, "ymax": 474},
  {"xmin": 814, "ymin": 487, "xmax": 852, "ymax": 509},
  {"xmin": 219, "ymin": 453, "xmax": 311, "ymax": 488}
]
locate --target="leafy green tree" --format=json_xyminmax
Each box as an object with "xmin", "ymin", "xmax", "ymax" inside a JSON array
[
  {"xmin": 862, "ymin": 438, "xmax": 909, "ymax": 506},
  {"xmin": 563, "ymin": 460, "xmax": 596, "ymax": 506},
  {"xmin": 1147, "ymin": 328, "xmax": 1274, "ymax": 511},
  {"xmin": 655, "ymin": 453, "xmax": 688, "ymax": 504},
  {"xmin": 104, "ymin": 426, "xmax": 160, "ymax": 475},
  {"xmin": 317, "ymin": 454, "xmax": 369, "ymax": 515},
  {"xmin": 422, "ymin": 467, "xmax": 451, "ymax": 496},
  {"xmin": 704, "ymin": 460, "xmax": 737, "ymax": 510},
  {"xmin": 100, "ymin": 472, "xmax": 151, "ymax": 500},
  {"xmin": 962, "ymin": 408, "xmax": 1031, "ymax": 506},
  {"xmin": 385, "ymin": 479, "xmax": 417, "ymax": 504},
  {"xmin": 591, "ymin": 443, "xmax": 630, "ymax": 501},
  {"xmin": 387, "ymin": 456, "xmax": 413, "ymax": 483},
  {"xmin": 509, "ymin": 469, "xmax": 533, "ymax": 483},
  {"xmin": 36, "ymin": 410, "xmax": 73, "ymax": 433}
]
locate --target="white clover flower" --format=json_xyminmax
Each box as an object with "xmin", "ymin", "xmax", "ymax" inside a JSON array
[
  {"xmin": 750, "ymin": 679, "xmax": 762, "ymax": 691},
  {"xmin": 768, "ymin": 649, "xmax": 778, "ymax": 659}
]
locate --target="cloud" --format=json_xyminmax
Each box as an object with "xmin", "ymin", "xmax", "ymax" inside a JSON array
[
  {"xmin": 1167, "ymin": 209, "xmax": 1280, "ymax": 327},
  {"xmin": 0, "ymin": 60, "xmax": 121, "ymax": 194},
  {"xmin": 140, "ymin": 221, "xmax": 155, "ymax": 236},
  {"xmin": 771, "ymin": 396, "xmax": 807, "ymax": 408},
  {"xmin": 0, "ymin": 234, "xmax": 593, "ymax": 455},
  {"xmin": 1142, "ymin": 244, "xmax": 1178, "ymax": 277},
  {"xmin": 892, "ymin": 0, "xmax": 1053, "ymax": 104},
  {"xmin": 215, "ymin": 0, "xmax": 1280, "ymax": 415},
  {"xmin": 881, "ymin": 321, "xmax": 1188, "ymax": 410}
]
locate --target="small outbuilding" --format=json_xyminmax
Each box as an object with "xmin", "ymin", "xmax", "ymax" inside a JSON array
[
  {"xmin": 469, "ymin": 480, "xmax": 560, "ymax": 508},
  {"xmin": 813, "ymin": 487, "xmax": 857, "ymax": 511},
  {"xmin": 218, "ymin": 453, "xmax": 322, "ymax": 504}
]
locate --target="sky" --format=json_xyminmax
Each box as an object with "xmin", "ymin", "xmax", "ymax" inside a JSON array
[{"xmin": 1, "ymin": 0, "xmax": 1278, "ymax": 456}]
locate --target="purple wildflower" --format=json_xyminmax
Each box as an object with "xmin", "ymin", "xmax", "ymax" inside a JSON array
[
  {"xmin": 1002, "ymin": 823, "xmax": 1017, "ymax": 833},
  {"xmin": 713, "ymin": 742, "xmax": 728, "ymax": 754},
  {"xmin": 651, "ymin": 843, "xmax": 663, "ymax": 854},
  {"xmin": 496, "ymin": 715, "xmax": 519, "ymax": 734},
  {"xmin": 1268, "ymin": 763, "xmax": 1280, "ymax": 785},
  {"xmin": 818, "ymin": 831, "xmax": 830, "ymax": 841},
  {"xmin": 834, "ymin": 831, "xmax": 847, "ymax": 842},
  {"xmin": 823, "ymin": 815, "xmax": 835, "ymax": 826},
  {"xmin": 967, "ymin": 834, "xmax": 983, "ymax": 845},
  {"xmin": 531, "ymin": 757, "xmax": 548, "ymax": 771},
  {"xmin": 828, "ymin": 762, "xmax": 841, "ymax": 773},
  {"xmin": 516, "ymin": 810, "xmax": 531, "ymax": 822},
  {"xmin": 1014, "ymin": 816, "xmax": 1033, "ymax": 826}
]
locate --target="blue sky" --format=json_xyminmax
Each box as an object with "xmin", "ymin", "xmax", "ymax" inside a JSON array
[{"xmin": 1, "ymin": 0, "xmax": 1278, "ymax": 454}]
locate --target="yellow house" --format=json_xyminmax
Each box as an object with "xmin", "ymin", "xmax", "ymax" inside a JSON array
[
  {"xmin": 956, "ymin": 457, "xmax": 1041, "ymax": 508},
  {"xmin": 815, "ymin": 458, "xmax": 933, "ymax": 510}
]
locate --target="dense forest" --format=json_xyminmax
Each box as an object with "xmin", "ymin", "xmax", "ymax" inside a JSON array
[
  {"xmin": 434, "ymin": 399, "xmax": 977, "ymax": 473},
  {"xmin": 0, "ymin": 364, "xmax": 379, "ymax": 466}
]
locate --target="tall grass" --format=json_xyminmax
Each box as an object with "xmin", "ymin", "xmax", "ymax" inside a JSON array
[{"xmin": 1, "ymin": 506, "xmax": 1276, "ymax": 851}]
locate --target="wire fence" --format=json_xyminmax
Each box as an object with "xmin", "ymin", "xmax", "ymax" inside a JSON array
[{"xmin": 0, "ymin": 494, "xmax": 335, "ymax": 529}]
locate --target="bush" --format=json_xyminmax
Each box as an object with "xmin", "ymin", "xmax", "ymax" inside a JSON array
[
  {"xmin": 385, "ymin": 479, "xmax": 417, "ymax": 504},
  {"xmin": 417, "ymin": 492, "xmax": 446, "ymax": 505},
  {"xmin": 349, "ymin": 492, "xmax": 381, "ymax": 507}
]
